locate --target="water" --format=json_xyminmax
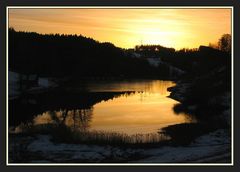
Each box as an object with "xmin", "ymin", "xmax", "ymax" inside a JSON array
[{"xmin": 9, "ymin": 80, "xmax": 189, "ymax": 135}]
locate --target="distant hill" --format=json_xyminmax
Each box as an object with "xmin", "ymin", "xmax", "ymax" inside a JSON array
[
  {"xmin": 9, "ymin": 29, "xmax": 230, "ymax": 80},
  {"xmin": 9, "ymin": 28, "xmax": 164, "ymax": 78}
]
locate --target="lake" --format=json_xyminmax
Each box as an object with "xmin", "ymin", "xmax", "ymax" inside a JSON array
[{"xmin": 9, "ymin": 80, "xmax": 190, "ymax": 135}]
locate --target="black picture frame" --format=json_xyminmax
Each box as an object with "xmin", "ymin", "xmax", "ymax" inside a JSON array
[{"xmin": 0, "ymin": 0, "xmax": 239, "ymax": 171}]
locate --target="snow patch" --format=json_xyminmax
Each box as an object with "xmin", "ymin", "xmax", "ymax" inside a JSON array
[
  {"xmin": 138, "ymin": 129, "xmax": 230, "ymax": 163},
  {"xmin": 27, "ymin": 135, "xmax": 143, "ymax": 162}
]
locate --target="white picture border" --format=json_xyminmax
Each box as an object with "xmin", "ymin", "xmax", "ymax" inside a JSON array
[{"xmin": 6, "ymin": 6, "xmax": 234, "ymax": 166}]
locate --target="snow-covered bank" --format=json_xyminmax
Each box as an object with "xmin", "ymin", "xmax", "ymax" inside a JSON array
[
  {"xmin": 9, "ymin": 129, "xmax": 230, "ymax": 163},
  {"xmin": 139, "ymin": 129, "xmax": 230, "ymax": 163},
  {"xmin": 8, "ymin": 71, "xmax": 21, "ymax": 99},
  {"xmin": 168, "ymin": 80, "xmax": 231, "ymax": 126},
  {"xmin": 168, "ymin": 82, "xmax": 191, "ymax": 102},
  {"xmin": 9, "ymin": 134, "xmax": 144, "ymax": 163},
  {"xmin": 8, "ymin": 71, "xmax": 58, "ymax": 99}
]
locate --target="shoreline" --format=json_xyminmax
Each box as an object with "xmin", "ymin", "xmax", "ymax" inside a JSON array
[{"xmin": 8, "ymin": 79, "xmax": 231, "ymax": 163}]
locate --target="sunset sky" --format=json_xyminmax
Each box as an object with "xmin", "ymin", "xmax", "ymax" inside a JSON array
[{"xmin": 8, "ymin": 8, "xmax": 231, "ymax": 49}]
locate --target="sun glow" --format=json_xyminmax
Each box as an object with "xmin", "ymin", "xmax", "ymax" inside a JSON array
[{"xmin": 9, "ymin": 8, "xmax": 231, "ymax": 49}]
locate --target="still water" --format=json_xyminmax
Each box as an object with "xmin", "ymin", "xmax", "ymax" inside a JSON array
[{"xmin": 10, "ymin": 80, "xmax": 189, "ymax": 135}]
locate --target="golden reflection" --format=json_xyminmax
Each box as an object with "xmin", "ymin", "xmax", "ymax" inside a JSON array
[
  {"xmin": 33, "ymin": 108, "xmax": 93, "ymax": 131},
  {"xmin": 16, "ymin": 81, "xmax": 189, "ymax": 135},
  {"xmin": 33, "ymin": 111, "xmax": 54, "ymax": 125},
  {"xmin": 91, "ymin": 81, "xmax": 188, "ymax": 134},
  {"xmin": 64, "ymin": 109, "xmax": 93, "ymax": 131}
]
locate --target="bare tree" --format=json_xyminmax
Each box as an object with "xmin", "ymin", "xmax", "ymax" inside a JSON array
[{"xmin": 218, "ymin": 34, "xmax": 231, "ymax": 53}]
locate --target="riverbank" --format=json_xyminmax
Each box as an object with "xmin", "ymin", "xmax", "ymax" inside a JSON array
[
  {"xmin": 168, "ymin": 80, "xmax": 231, "ymax": 127},
  {"xmin": 9, "ymin": 71, "xmax": 58, "ymax": 100},
  {"xmin": 8, "ymin": 128, "xmax": 230, "ymax": 163},
  {"xmin": 8, "ymin": 77, "xmax": 231, "ymax": 163},
  {"xmin": 161, "ymin": 68, "xmax": 231, "ymax": 163}
]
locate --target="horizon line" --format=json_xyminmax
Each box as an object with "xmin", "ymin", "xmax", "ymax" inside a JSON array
[{"xmin": 9, "ymin": 27, "xmax": 230, "ymax": 50}]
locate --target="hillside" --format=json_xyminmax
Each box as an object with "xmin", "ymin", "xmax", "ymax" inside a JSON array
[{"xmin": 9, "ymin": 29, "xmax": 162, "ymax": 78}]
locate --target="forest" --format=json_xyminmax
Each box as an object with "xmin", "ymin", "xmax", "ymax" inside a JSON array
[
  {"xmin": 9, "ymin": 28, "xmax": 160, "ymax": 78},
  {"xmin": 9, "ymin": 28, "xmax": 231, "ymax": 81}
]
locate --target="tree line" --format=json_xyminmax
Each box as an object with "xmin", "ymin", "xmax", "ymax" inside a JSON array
[
  {"xmin": 9, "ymin": 28, "xmax": 231, "ymax": 80},
  {"xmin": 9, "ymin": 28, "xmax": 163, "ymax": 78}
]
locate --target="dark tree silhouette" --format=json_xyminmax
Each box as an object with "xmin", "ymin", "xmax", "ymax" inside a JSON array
[
  {"xmin": 9, "ymin": 28, "xmax": 170, "ymax": 79},
  {"xmin": 218, "ymin": 34, "xmax": 231, "ymax": 53},
  {"xmin": 9, "ymin": 28, "xmax": 231, "ymax": 81}
]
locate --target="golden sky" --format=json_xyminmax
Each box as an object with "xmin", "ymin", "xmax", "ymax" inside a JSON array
[{"xmin": 9, "ymin": 8, "xmax": 231, "ymax": 49}]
